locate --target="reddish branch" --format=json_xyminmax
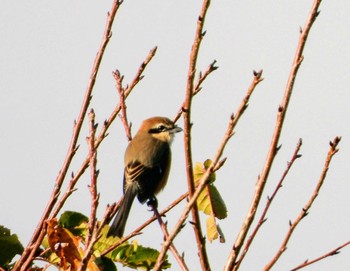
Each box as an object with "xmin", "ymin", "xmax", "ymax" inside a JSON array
[
  {"xmin": 225, "ymin": 1, "xmax": 323, "ymax": 270},
  {"xmin": 113, "ymin": 70, "xmax": 132, "ymax": 141},
  {"xmin": 264, "ymin": 137, "xmax": 341, "ymax": 270},
  {"xmin": 181, "ymin": 0, "xmax": 212, "ymax": 270},
  {"xmin": 290, "ymin": 239, "xmax": 350, "ymax": 271},
  {"xmin": 234, "ymin": 139, "xmax": 303, "ymax": 269},
  {"xmin": 13, "ymin": 2, "xmax": 123, "ymax": 271}
]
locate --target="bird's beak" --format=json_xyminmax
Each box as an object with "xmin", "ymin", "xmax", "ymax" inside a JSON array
[{"xmin": 171, "ymin": 126, "xmax": 183, "ymax": 134}]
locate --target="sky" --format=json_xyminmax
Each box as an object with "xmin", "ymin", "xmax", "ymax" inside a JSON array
[{"xmin": 1, "ymin": 0, "xmax": 350, "ymax": 270}]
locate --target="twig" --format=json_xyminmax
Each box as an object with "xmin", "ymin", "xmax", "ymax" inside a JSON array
[
  {"xmin": 13, "ymin": 2, "xmax": 123, "ymax": 271},
  {"xmin": 225, "ymin": 1, "xmax": 322, "ymax": 270},
  {"xmin": 78, "ymin": 204, "xmax": 115, "ymax": 271},
  {"xmin": 235, "ymin": 139, "xmax": 303, "ymax": 270},
  {"xmin": 263, "ymin": 137, "xmax": 341, "ymax": 270},
  {"xmin": 84, "ymin": 109, "xmax": 100, "ymax": 252},
  {"xmin": 181, "ymin": 0, "xmax": 212, "ymax": 270},
  {"xmin": 113, "ymin": 70, "xmax": 132, "ymax": 141},
  {"xmin": 154, "ymin": 70, "xmax": 262, "ymax": 271},
  {"xmin": 151, "ymin": 204, "xmax": 189, "ymax": 271},
  {"xmin": 101, "ymin": 191, "xmax": 189, "ymax": 257},
  {"xmin": 290, "ymin": 239, "xmax": 350, "ymax": 271}
]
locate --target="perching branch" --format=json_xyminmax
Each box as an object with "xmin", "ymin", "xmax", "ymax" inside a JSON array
[
  {"xmin": 264, "ymin": 137, "xmax": 341, "ymax": 270},
  {"xmin": 151, "ymin": 204, "xmax": 189, "ymax": 271},
  {"xmin": 225, "ymin": 1, "xmax": 323, "ymax": 270},
  {"xmin": 101, "ymin": 191, "xmax": 189, "ymax": 256}
]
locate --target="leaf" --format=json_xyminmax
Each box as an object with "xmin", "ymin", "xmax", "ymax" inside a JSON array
[
  {"xmin": 206, "ymin": 216, "xmax": 218, "ymax": 242},
  {"xmin": 0, "ymin": 225, "xmax": 24, "ymax": 267},
  {"xmin": 194, "ymin": 160, "xmax": 227, "ymax": 219},
  {"xmin": 194, "ymin": 159, "xmax": 228, "ymax": 242},
  {"xmin": 110, "ymin": 241, "xmax": 171, "ymax": 270},
  {"xmin": 59, "ymin": 211, "xmax": 89, "ymax": 237},
  {"xmin": 193, "ymin": 159, "xmax": 216, "ymax": 185},
  {"xmin": 46, "ymin": 218, "xmax": 82, "ymax": 271}
]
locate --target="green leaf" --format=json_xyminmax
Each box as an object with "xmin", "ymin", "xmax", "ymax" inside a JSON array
[
  {"xmin": 59, "ymin": 211, "xmax": 89, "ymax": 237},
  {"xmin": 0, "ymin": 225, "xmax": 24, "ymax": 267},
  {"xmin": 94, "ymin": 256, "xmax": 117, "ymax": 271},
  {"xmin": 59, "ymin": 211, "xmax": 89, "ymax": 228},
  {"xmin": 110, "ymin": 241, "xmax": 171, "ymax": 270}
]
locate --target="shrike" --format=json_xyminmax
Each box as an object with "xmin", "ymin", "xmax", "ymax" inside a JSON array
[{"xmin": 107, "ymin": 116, "xmax": 182, "ymax": 237}]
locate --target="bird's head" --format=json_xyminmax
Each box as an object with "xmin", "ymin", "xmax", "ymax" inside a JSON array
[{"xmin": 140, "ymin": 116, "xmax": 182, "ymax": 143}]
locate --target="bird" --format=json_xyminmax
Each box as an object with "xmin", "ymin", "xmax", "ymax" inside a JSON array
[{"xmin": 107, "ymin": 116, "xmax": 182, "ymax": 237}]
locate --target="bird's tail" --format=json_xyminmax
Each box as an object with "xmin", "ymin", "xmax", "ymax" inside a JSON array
[{"xmin": 107, "ymin": 186, "xmax": 137, "ymax": 237}]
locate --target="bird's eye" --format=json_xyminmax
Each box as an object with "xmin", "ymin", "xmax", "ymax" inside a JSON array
[{"xmin": 157, "ymin": 125, "xmax": 166, "ymax": 131}]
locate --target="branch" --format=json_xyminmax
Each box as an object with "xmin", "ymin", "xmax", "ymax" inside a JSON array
[
  {"xmin": 264, "ymin": 137, "xmax": 341, "ymax": 270},
  {"xmin": 154, "ymin": 71, "xmax": 262, "ymax": 271},
  {"xmin": 290, "ymin": 240, "xmax": 350, "ymax": 271},
  {"xmin": 225, "ymin": 1, "xmax": 322, "ymax": 269},
  {"xmin": 113, "ymin": 69, "xmax": 132, "ymax": 141},
  {"xmin": 85, "ymin": 109, "xmax": 100, "ymax": 248},
  {"xmin": 173, "ymin": 60, "xmax": 218, "ymax": 123},
  {"xmin": 101, "ymin": 191, "xmax": 189, "ymax": 256},
  {"xmin": 13, "ymin": 2, "xmax": 123, "ymax": 270},
  {"xmin": 235, "ymin": 139, "xmax": 303, "ymax": 269},
  {"xmin": 181, "ymin": 0, "xmax": 212, "ymax": 270},
  {"xmin": 151, "ymin": 204, "xmax": 189, "ymax": 271}
]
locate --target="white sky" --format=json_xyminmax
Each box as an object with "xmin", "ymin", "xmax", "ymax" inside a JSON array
[{"xmin": 1, "ymin": 1, "xmax": 350, "ymax": 270}]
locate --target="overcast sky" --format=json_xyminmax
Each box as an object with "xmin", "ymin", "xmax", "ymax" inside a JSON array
[{"xmin": 1, "ymin": 1, "xmax": 350, "ymax": 270}]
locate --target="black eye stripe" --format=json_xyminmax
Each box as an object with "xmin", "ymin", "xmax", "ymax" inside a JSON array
[{"xmin": 149, "ymin": 124, "xmax": 169, "ymax": 134}]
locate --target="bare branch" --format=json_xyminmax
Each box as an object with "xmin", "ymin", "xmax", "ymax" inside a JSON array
[
  {"xmin": 113, "ymin": 69, "xmax": 132, "ymax": 141},
  {"xmin": 151, "ymin": 203, "xmax": 189, "ymax": 271},
  {"xmin": 264, "ymin": 136, "xmax": 341, "ymax": 270},
  {"xmin": 180, "ymin": 0, "xmax": 212, "ymax": 270},
  {"xmin": 85, "ymin": 109, "xmax": 100, "ymax": 247},
  {"xmin": 225, "ymin": 1, "xmax": 323, "ymax": 270},
  {"xmin": 290, "ymin": 240, "xmax": 350, "ymax": 271},
  {"xmin": 235, "ymin": 139, "xmax": 303, "ymax": 269},
  {"xmin": 13, "ymin": 2, "xmax": 123, "ymax": 270}
]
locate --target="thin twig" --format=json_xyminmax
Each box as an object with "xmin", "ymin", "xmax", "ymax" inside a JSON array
[
  {"xmin": 235, "ymin": 139, "xmax": 303, "ymax": 269},
  {"xmin": 181, "ymin": 0, "xmax": 212, "ymax": 270},
  {"xmin": 154, "ymin": 71, "xmax": 263, "ymax": 271},
  {"xmin": 101, "ymin": 191, "xmax": 189, "ymax": 257},
  {"xmin": 264, "ymin": 137, "xmax": 341, "ymax": 270},
  {"xmin": 290, "ymin": 239, "xmax": 350, "ymax": 271},
  {"xmin": 225, "ymin": 1, "xmax": 322, "ymax": 269},
  {"xmin": 151, "ymin": 204, "xmax": 189, "ymax": 271},
  {"xmin": 114, "ymin": 70, "xmax": 132, "ymax": 141},
  {"xmin": 13, "ymin": 2, "xmax": 123, "ymax": 271},
  {"xmin": 78, "ymin": 204, "xmax": 114, "ymax": 271},
  {"xmin": 85, "ymin": 109, "xmax": 100, "ymax": 247}
]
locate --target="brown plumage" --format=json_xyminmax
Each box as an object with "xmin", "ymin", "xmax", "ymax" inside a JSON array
[{"xmin": 107, "ymin": 117, "xmax": 182, "ymax": 237}]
